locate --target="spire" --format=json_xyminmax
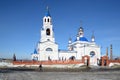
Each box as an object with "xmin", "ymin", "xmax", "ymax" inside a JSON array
[
  {"xmin": 68, "ymin": 37, "xmax": 72, "ymax": 44},
  {"xmin": 80, "ymin": 20, "xmax": 83, "ymax": 27},
  {"xmin": 43, "ymin": 6, "xmax": 52, "ymax": 26},
  {"xmin": 68, "ymin": 37, "xmax": 73, "ymax": 50},
  {"xmin": 34, "ymin": 48, "xmax": 37, "ymax": 54},
  {"xmin": 91, "ymin": 31, "xmax": 95, "ymax": 42},
  {"xmin": 45, "ymin": 6, "xmax": 51, "ymax": 17},
  {"xmin": 76, "ymin": 34, "xmax": 79, "ymax": 41},
  {"xmin": 46, "ymin": 6, "xmax": 49, "ymax": 10},
  {"xmin": 78, "ymin": 21, "xmax": 84, "ymax": 37}
]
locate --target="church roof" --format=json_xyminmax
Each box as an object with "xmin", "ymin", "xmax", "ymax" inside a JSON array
[
  {"xmin": 79, "ymin": 37, "xmax": 88, "ymax": 41},
  {"xmin": 45, "ymin": 7, "xmax": 51, "ymax": 17},
  {"xmin": 75, "ymin": 37, "xmax": 88, "ymax": 42},
  {"xmin": 34, "ymin": 49, "xmax": 37, "ymax": 54},
  {"xmin": 45, "ymin": 11, "xmax": 51, "ymax": 17}
]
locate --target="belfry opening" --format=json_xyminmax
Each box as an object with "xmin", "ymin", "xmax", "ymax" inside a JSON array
[{"xmin": 46, "ymin": 28, "xmax": 50, "ymax": 35}]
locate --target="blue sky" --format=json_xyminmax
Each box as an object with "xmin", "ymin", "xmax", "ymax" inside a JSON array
[{"xmin": 0, "ymin": 0, "xmax": 120, "ymax": 59}]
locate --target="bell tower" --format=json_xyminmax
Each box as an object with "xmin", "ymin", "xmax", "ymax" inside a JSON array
[
  {"xmin": 40, "ymin": 7, "xmax": 55, "ymax": 42},
  {"xmin": 37, "ymin": 7, "xmax": 58, "ymax": 61}
]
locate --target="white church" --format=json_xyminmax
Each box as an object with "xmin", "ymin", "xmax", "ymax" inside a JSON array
[{"xmin": 31, "ymin": 8, "xmax": 101, "ymax": 65}]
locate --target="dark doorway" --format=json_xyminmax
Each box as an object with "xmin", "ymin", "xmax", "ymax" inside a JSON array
[
  {"xmin": 69, "ymin": 56, "xmax": 75, "ymax": 60},
  {"xmin": 87, "ymin": 59, "xmax": 89, "ymax": 66},
  {"xmin": 104, "ymin": 60, "xmax": 107, "ymax": 66}
]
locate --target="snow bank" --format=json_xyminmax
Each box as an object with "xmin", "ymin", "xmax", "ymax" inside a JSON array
[{"xmin": 0, "ymin": 62, "xmax": 13, "ymax": 67}]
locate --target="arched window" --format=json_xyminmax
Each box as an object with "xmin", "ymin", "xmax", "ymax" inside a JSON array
[
  {"xmin": 45, "ymin": 18, "xmax": 46, "ymax": 22},
  {"xmin": 46, "ymin": 48, "xmax": 53, "ymax": 51},
  {"xmin": 90, "ymin": 51, "xmax": 95, "ymax": 57},
  {"xmin": 48, "ymin": 56, "xmax": 51, "ymax": 61},
  {"xmin": 48, "ymin": 18, "xmax": 49, "ymax": 22},
  {"xmin": 46, "ymin": 28, "xmax": 50, "ymax": 35}
]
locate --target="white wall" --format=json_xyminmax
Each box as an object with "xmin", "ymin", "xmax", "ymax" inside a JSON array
[
  {"xmin": 59, "ymin": 51, "xmax": 77, "ymax": 60},
  {"xmin": 39, "ymin": 41, "xmax": 58, "ymax": 61}
]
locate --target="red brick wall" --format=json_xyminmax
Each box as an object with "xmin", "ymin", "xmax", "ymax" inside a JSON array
[
  {"xmin": 108, "ymin": 60, "xmax": 120, "ymax": 64},
  {"xmin": 101, "ymin": 56, "xmax": 120, "ymax": 66},
  {"xmin": 13, "ymin": 60, "xmax": 84, "ymax": 65}
]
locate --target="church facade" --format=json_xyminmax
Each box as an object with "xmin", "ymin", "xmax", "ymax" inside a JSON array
[{"xmin": 31, "ymin": 8, "xmax": 101, "ymax": 66}]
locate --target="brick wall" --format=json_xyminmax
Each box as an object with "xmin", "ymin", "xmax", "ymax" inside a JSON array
[
  {"xmin": 101, "ymin": 56, "xmax": 120, "ymax": 66},
  {"xmin": 13, "ymin": 60, "xmax": 84, "ymax": 65}
]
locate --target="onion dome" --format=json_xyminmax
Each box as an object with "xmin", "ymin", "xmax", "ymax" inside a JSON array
[
  {"xmin": 75, "ymin": 36, "xmax": 88, "ymax": 42},
  {"xmin": 79, "ymin": 37, "xmax": 88, "ymax": 41}
]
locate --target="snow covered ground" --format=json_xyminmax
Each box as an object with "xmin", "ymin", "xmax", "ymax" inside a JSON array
[
  {"xmin": 0, "ymin": 62, "xmax": 13, "ymax": 67},
  {"xmin": 0, "ymin": 71, "xmax": 120, "ymax": 80},
  {"xmin": 0, "ymin": 62, "xmax": 120, "ymax": 80}
]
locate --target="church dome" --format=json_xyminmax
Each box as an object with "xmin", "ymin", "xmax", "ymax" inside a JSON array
[
  {"xmin": 75, "ymin": 37, "xmax": 88, "ymax": 42},
  {"xmin": 79, "ymin": 37, "xmax": 88, "ymax": 41}
]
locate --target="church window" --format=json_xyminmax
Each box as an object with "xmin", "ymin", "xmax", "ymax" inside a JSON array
[
  {"xmin": 90, "ymin": 51, "xmax": 95, "ymax": 57},
  {"xmin": 46, "ymin": 48, "xmax": 53, "ymax": 51},
  {"xmin": 48, "ymin": 56, "xmax": 51, "ymax": 61},
  {"xmin": 45, "ymin": 18, "xmax": 46, "ymax": 22},
  {"xmin": 46, "ymin": 28, "xmax": 50, "ymax": 35},
  {"xmin": 48, "ymin": 18, "xmax": 49, "ymax": 22}
]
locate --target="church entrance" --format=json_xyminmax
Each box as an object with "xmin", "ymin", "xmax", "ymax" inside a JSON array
[
  {"xmin": 69, "ymin": 56, "xmax": 75, "ymax": 60},
  {"xmin": 82, "ymin": 56, "xmax": 90, "ymax": 66},
  {"xmin": 101, "ymin": 56, "xmax": 109, "ymax": 66}
]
